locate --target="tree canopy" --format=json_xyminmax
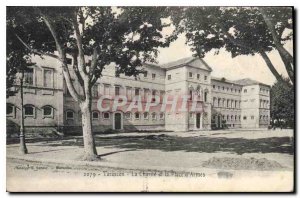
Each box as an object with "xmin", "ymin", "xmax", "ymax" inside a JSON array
[
  {"xmin": 6, "ymin": 11, "xmax": 32, "ymax": 98},
  {"xmin": 270, "ymin": 78, "xmax": 294, "ymax": 128},
  {"xmin": 171, "ymin": 7, "xmax": 294, "ymax": 85},
  {"xmin": 7, "ymin": 6, "xmax": 176, "ymax": 160}
]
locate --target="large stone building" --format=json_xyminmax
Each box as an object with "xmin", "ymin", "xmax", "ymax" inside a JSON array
[{"xmin": 6, "ymin": 56, "xmax": 271, "ymax": 134}]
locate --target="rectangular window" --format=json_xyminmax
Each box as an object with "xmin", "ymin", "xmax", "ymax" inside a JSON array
[
  {"xmin": 251, "ymin": 116, "xmax": 255, "ymax": 120},
  {"xmin": 115, "ymin": 86, "xmax": 120, "ymax": 96},
  {"xmin": 143, "ymin": 89, "xmax": 149, "ymax": 101},
  {"xmin": 159, "ymin": 113, "xmax": 164, "ymax": 120},
  {"xmin": 135, "ymin": 88, "xmax": 140, "ymax": 96},
  {"xmin": 168, "ymin": 75, "xmax": 171, "ymax": 80},
  {"xmin": 24, "ymin": 106, "xmax": 34, "ymax": 117},
  {"xmin": 125, "ymin": 112, "xmax": 131, "ymax": 119},
  {"xmin": 66, "ymin": 111, "xmax": 74, "ymax": 120},
  {"xmin": 144, "ymin": 71, "xmax": 148, "ymax": 78},
  {"xmin": 204, "ymin": 75, "xmax": 207, "ymax": 81},
  {"xmin": 189, "ymin": 72, "xmax": 193, "ymax": 78},
  {"xmin": 213, "ymin": 85, "xmax": 215, "ymax": 89},
  {"xmin": 103, "ymin": 112, "xmax": 110, "ymax": 119},
  {"xmin": 143, "ymin": 112, "xmax": 149, "ymax": 119},
  {"xmin": 152, "ymin": 113, "xmax": 157, "ymax": 120},
  {"xmin": 152, "ymin": 90, "xmax": 157, "ymax": 102},
  {"xmin": 92, "ymin": 112, "xmax": 99, "ymax": 120},
  {"xmin": 6, "ymin": 104, "xmax": 15, "ymax": 117},
  {"xmin": 24, "ymin": 68, "xmax": 34, "ymax": 85},
  {"xmin": 197, "ymin": 74, "xmax": 200, "ymax": 80},
  {"xmin": 244, "ymin": 89, "xmax": 247, "ymax": 93},
  {"xmin": 92, "ymin": 84, "xmax": 98, "ymax": 98},
  {"xmin": 152, "ymin": 73, "xmax": 156, "ymax": 80},
  {"xmin": 43, "ymin": 106, "xmax": 53, "ymax": 117},
  {"xmin": 152, "ymin": 90, "xmax": 156, "ymax": 96},
  {"xmin": 126, "ymin": 87, "xmax": 132, "ymax": 100},
  {"xmin": 104, "ymin": 85, "xmax": 110, "ymax": 95},
  {"xmin": 43, "ymin": 69, "xmax": 53, "ymax": 88},
  {"xmin": 243, "ymin": 116, "xmax": 247, "ymax": 120}
]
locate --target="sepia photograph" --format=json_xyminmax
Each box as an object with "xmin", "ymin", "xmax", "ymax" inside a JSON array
[{"xmin": 5, "ymin": 5, "xmax": 295, "ymax": 192}]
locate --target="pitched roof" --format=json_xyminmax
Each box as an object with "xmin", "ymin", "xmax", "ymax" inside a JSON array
[
  {"xmin": 211, "ymin": 77, "xmax": 242, "ymax": 86},
  {"xmin": 233, "ymin": 78, "xmax": 270, "ymax": 87},
  {"xmin": 143, "ymin": 62, "xmax": 162, "ymax": 69},
  {"xmin": 160, "ymin": 57, "xmax": 195, "ymax": 69},
  {"xmin": 160, "ymin": 57, "xmax": 212, "ymax": 71}
]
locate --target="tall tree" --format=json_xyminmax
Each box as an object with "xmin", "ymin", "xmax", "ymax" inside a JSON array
[
  {"xmin": 7, "ymin": 15, "xmax": 34, "ymax": 154},
  {"xmin": 270, "ymin": 78, "xmax": 294, "ymax": 128},
  {"xmin": 171, "ymin": 7, "xmax": 294, "ymax": 85},
  {"xmin": 7, "ymin": 6, "xmax": 175, "ymax": 160}
]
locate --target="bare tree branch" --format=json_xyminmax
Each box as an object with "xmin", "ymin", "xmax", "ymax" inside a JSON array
[
  {"xmin": 71, "ymin": 9, "xmax": 88, "ymax": 77},
  {"xmin": 259, "ymin": 9, "xmax": 294, "ymax": 63},
  {"xmin": 259, "ymin": 8, "xmax": 294, "ymax": 85},
  {"xmin": 89, "ymin": 47, "xmax": 98, "ymax": 77},
  {"xmin": 259, "ymin": 50, "xmax": 286, "ymax": 84},
  {"xmin": 15, "ymin": 34, "xmax": 60, "ymax": 60}
]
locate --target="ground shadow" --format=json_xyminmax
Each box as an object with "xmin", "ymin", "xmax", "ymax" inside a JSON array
[
  {"xmin": 98, "ymin": 149, "xmax": 138, "ymax": 157},
  {"xmin": 29, "ymin": 148, "xmax": 73, "ymax": 154},
  {"xmin": 41, "ymin": 134, "xmax": 294, "ymax": 155}
]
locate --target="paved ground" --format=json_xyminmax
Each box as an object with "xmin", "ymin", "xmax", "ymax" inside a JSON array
[{"xmin": 6, "ymin": 129, "xmax": 294, "ymax": 192}]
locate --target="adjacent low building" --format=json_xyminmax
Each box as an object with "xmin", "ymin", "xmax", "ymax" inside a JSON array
[{"xmin": 6, "ymin": 56, "xmax": 271, "ymax": 134}]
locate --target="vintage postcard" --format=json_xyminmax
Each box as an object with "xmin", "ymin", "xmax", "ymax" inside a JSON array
[{"xmin": 6, "ymin": 6, "xmax": 294, "ymax": 192}]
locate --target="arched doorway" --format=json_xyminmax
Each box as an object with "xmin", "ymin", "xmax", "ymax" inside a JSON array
[{"xmin": 113, "ymin": 112, "xmax": 123, "ymax": 130}]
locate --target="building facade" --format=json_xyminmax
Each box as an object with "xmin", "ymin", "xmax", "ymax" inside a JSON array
[{"xmin": 6, "ymin": 56, "xmax": 271, "ymax": 134}]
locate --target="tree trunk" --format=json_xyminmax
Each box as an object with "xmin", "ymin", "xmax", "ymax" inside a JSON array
[
  {"xmin": 80, "ymin": 99, "xmax": 98, "ymax": 161},
  {"xmin": 19, "ymin": 71, "xmax": 28, "ymax": 154},
  {"xmin": 259, "ymin": 8, "xmax": 294, "ymax": 84},
  {"xmin": 259, "ymin": 51, "xmax": 284, "ymax": 82}
]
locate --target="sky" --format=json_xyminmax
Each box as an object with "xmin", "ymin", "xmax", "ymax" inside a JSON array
[{"xmin": 156, "ymin": 33, "xmax": 292, "ymax": 86}]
